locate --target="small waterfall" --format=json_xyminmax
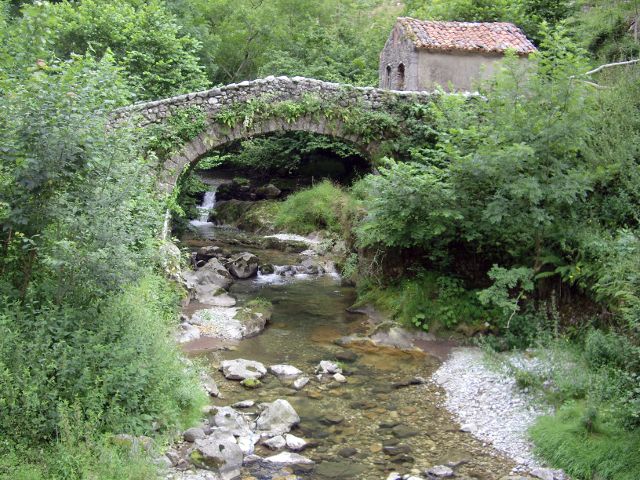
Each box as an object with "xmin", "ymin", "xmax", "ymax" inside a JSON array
[
  {"xmin": 190, "ymin": 185, "xmax": 218, "ymax": 227},
  {"xmin": 197, "ymin": 191, "xmax": 216, "ymax": 222}
]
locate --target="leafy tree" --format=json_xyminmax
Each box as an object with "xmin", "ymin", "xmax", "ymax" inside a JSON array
[{"xmin": 8, "ymin": 0, "xmax": 209, "ymax": 100}]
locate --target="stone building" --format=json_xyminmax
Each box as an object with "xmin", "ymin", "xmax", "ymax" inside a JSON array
[{"xmin": 379, "ymin": 17, "xmax": 536, "ymax": 92}]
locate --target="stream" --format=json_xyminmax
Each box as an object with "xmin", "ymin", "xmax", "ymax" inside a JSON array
[{"xmin": 175, "ymin": 180, "xmax": 516, "ymax": 480}]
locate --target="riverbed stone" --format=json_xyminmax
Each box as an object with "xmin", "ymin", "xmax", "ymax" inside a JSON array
[
  {"xmin": 220, "ymin": 359, "xmax": 267, "ymax": 380},
  {"xmin": 211, "ymin": 406, "xmax": 252, "ymax": 436},
  {"xmin": 316, "ymin": 360, "xmax": 342, "ymax": 374},
  {"xmin": 263, "ymin": 452, "xmax": 314, "ymax": 466},
  {"xmin": 333, "ymin": 373, "xmax": 347, "ymax": 383},
  {"xmin": 269, "ymin": 364, "xmax": 303, "ymax": 377},
  {"xmin": 425, "ymin": 465, "xmax": 454, "ymax": 478},
  {"xmin": 183, "ymin": 427, "xmax": 206, "ymax": 442},
  {"xmin": 292, "ymin": 376, "xmax": 310, "ymax": 390},
  {"xmin": 232, "ymin": 400, "xmax": 255, "ymax": 408},
  {"xmin": 256, "ymin": 399, "xmax": 300, "ymax": 436},
  {"xmin": 184, "ymin": 258, "xmax": 233, "ymax": 304},
  {"xmin": 226, "ymin": 252, "xmax": 259, "ymax": 279},
  {"xmin": 177, "ymin": 322, "xmax": 201, "ymax": 343},
  {"xmin": 263, "ymin": 435, "xmax": 286, "ymax": 450},
  {"xmin": 190, "ymin": 430, "xmax": 243, "ymax": 480},
  {"xmin": 392, "ymin": 424, "xmax": 419, "ymax": 438},
  {"xmin": 284, "ymin": 433, "xmax": 307, "ymax": 451},
  {"xmin": 241, "ymin": 378, "xmax": 262, "ymax": 389},
  {"xmin": 196, "ymin": 245, "xmax": 223, "ymax": 263}
]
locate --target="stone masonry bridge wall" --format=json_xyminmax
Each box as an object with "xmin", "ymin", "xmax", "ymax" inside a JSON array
[{"xmin": 110, "ymin": 76, "xmax": 440, "ymax": 193}]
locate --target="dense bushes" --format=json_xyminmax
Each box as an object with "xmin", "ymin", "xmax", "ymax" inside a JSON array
[{"xmin": 0, "ymin": 35, "xmax": 204, "ymax": 476}]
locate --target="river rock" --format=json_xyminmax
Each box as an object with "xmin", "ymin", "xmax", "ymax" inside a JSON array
[
  {"xmin": 263, "ymin": 435, "xmax": 286, "ymax": 450},
  {"xmin": 333, "ymin": 373, "xmax": 347, "ymax": 383},
  {"xmin": 531, "ymin": 468, "xmax": 565, "ymax": 480},
  {"xmin": 201, "ymin": 373, "xmax": 220, "ymax": 397},
  {"xmin": 232, "ymin": 400, "xmax": 255, "ymax": 408},
  {"xmin": 256, "ymin": 183, "xmax": 281, "ymax": 199},
  {"xmin": 425, "ymin": 465, "xmax": 454, "ymax": 478},
  {"xmin": 226, "ymin": 252, "xmax": 259, "ymax": 279},
  {"xmin": 269, "ymin": 364, "xmax": 303, "ymax": 377},
  {"xmin": 177, "ymin": 322, "xmax": 201, "ymax": 343},
  {"xmin": 184, "ymin": 258, "xmax": 233, "ymax": 305},
  {"xmin": 190, "ymin": 430, "xmax": 242, "ymax": 480},
  {"xmin": 293, "ymin": 376, "xmax": 310, "ymax": 390},
  {"xmin": 262, "ymin": 452, "xmax": 314, "ymax": 466},
  {"xmin": 316, "ymin": 360, "xmax": 342, "ymax": 374},
  {"xmin": 256, "ymin": 399, "xmax": 300, "ymax": 436},
  {"xmin": 284, "ymin": 433, "xmax": 307, "ymax": 451},
  {"xmin": 220, "ymin": 359, "xmax": 267, "ymax": 380},
  {"xmin": 196, "ymin": 245, "xmax": 223, "ymax": 263},
  {"xmin": 211, "ymin": 406, "xmax": 252, "ymax": 436},
  {"xmin": 241, "ymin": 378, "xmax": 261, "ymax": 389},
  {"xmin": 183, "ymin": 427, "xmax": 206, "ymax": 442},
  {"xmin": 237, "ymin": 433, "xmax": 260, "ymax": 455},
  {"xmin": 392, "ymin": 424, "xmax": 419, "ymax": 438},
  {"xmin": 259, "ymin": 263, "xmax": 275, "ymax": 274}
]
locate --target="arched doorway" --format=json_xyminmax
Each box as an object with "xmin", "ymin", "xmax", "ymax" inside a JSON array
[{"xmin": 397, "ymin": 63, "xmax": 405, "ymax": 90}]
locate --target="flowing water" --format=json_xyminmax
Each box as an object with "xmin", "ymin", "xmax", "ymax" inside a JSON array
[{"xmin": 181, "ymin": 185, "xmax": 515, "ymax": 480}]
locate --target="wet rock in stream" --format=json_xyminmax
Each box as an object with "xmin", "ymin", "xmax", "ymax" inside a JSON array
[{"xmin": 220, "ymin": 359, "xmax": 267, "ymax": 380}]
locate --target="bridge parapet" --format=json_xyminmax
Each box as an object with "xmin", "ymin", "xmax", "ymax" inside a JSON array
[{"xmin": 110, "ymin": 76, "xmax": 436, "ymax": 127}]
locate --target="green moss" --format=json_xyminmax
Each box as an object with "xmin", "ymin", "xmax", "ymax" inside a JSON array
[
  {"xmin": 213, "ymin": 200, "xmax": 279, "ymax": 233},
  {"xmin": 240, "ymin": 378, "xmax": 261, "ymax": 389},
  {"xmin": 531, "ymin": 402, "xmax": 640, "ymax": 480}
]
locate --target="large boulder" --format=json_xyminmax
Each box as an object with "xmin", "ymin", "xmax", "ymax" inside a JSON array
[
  {"xmin": 183, "ymin": 258, "xmax": 233, "ymax": 305},
  {"xmin": 196, "ymin": 245, "xmax": 224, "ymax": 264},
  {"xmin": 220, "ymin": 359, "xmax": 267, "ymax": 380},
  {"xmin": 190, "ymin": 430, "xmax": 243, "ymax": 480},
  {"xmin": 255, "ymin": 184, "xmax": 281, "ymax": 199},
  {"xmin": 226, "ymin": 252, "xmax": 259, "ymax": 279},
  {"xmin": 211, "ymin": 406, "xmax": 252, "ymax": 436},
  {"xmin": 256, "ymin": 399, "xmax": 300, "ymax": 436}
]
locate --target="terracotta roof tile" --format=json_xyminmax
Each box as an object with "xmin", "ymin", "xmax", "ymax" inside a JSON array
[{"xmin": 398, "ymin": 17, "xmax": 537, "ymax": 55}]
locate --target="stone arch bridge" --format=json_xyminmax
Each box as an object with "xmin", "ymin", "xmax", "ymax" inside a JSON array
[{"xmin": 110, "ymin": 76, "xmax": 439, "ymax": 193}]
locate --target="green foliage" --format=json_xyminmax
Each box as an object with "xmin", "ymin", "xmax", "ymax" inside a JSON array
[
  {"xmin": 274, "ymin": 181, "xmax": 358, "ymax": 235},
  {"xmin": 570, "ymin": 0, "xmax": 640, "ymax": 60},
  {"xmin": 0, "ymin": 38, "xmax": 204, "ymax": 477},
  {"xmin": 0, "ymin": 408, "xmax": 159, "ymax": 479},
  {"xmin": 358, "ymin": 271, "xmax": 497, "ymax": 330},
  {"xmin": 530, "ymin": 402, "xmax": 640, "ymax": 480},
  {"xmin": 147, "ymin": 106, "xmax": 207, "ymax": 160},
  {"xmin": 9, "ymin": 0, "xmax": 209, "ymax": 99},
  {"xmin": 477, "ymin": 266, "xmax": 534, "ymax": 326},
  {"xmin": 356, "ymin": 159, "xmax": 461, "ymax": 255},
  {"xmin": 170, "ymin": 0, "xmax": 398, "ymax": 85}
]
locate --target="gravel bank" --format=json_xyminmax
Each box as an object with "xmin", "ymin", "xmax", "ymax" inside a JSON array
[{"xmin": 432, "ymin": 347, "xmax": 551, "ymax": 471}]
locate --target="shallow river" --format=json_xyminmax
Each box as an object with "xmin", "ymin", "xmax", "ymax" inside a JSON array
[{"xmin": 182, "ymin": 194, "xmax": 514, "ymax": 479}]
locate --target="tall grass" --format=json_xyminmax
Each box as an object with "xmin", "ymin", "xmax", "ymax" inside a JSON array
[
  {"xmin": 274, "ymin": 180, "xmax": 358, "ymax": 235},
  {"xmin": 531, "ymin": 402, "xmax": 640, "ymax": 480}
]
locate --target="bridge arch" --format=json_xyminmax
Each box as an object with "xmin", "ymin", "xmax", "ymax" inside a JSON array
[{"xmin": 110, "ymin": 76, "xmax": 440, "ymax": 193}]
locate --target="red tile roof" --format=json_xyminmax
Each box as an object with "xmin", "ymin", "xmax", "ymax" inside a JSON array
[{"xmin": 397, "ymin": 17, "xmax": 537, "ymax": 55}]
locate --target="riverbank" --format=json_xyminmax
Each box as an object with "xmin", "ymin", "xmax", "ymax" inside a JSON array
[{"xmin": 432, "ymin": 348, "xmax": 566, "ymax": 480}]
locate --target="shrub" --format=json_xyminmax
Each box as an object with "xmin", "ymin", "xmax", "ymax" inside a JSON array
[{"xmin": 584, "ymin": 329, "xmax": 639, "ymax": 370}]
